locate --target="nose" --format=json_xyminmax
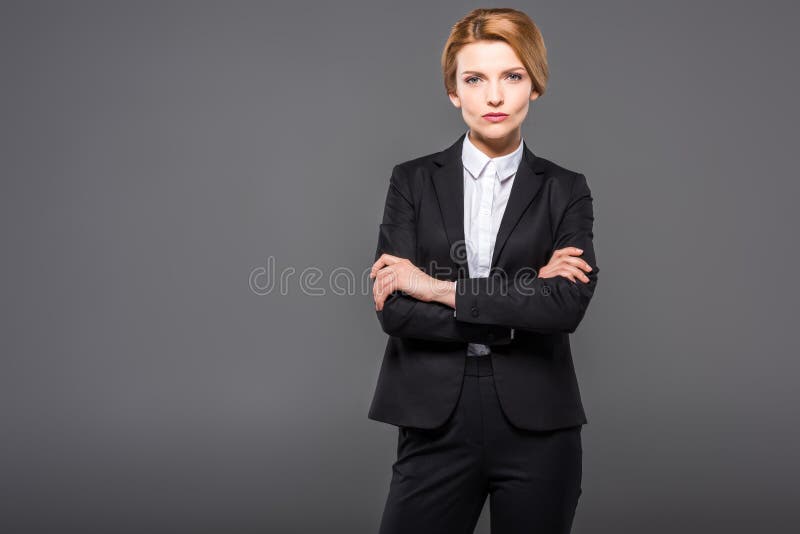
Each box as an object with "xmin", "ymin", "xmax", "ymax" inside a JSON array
[{"xmin": 487, "ymin": 80, "xmax": 503, "ymax": 106}]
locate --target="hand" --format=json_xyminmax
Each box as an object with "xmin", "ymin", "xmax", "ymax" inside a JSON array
[
  {"xmin": 370, "ymin": 254, "xmax": 437, "ymax": 311},
  {"xmin": 538, "ymin": 246, "xmax": 592, "ymax": 283}
]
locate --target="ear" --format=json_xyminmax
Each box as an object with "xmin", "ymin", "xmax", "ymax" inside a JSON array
[
  {"xmin": 448, "ymin": 91, "xmax": 461, "ymax": 108},
  {"xmin": 530, "ymin": 90, "xmax": 540, "ymax": 102}
]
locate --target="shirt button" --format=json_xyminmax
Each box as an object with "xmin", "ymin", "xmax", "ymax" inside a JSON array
[{"xmin": 471, "ymin": 307, "xmax": 479, "ymax": 317}]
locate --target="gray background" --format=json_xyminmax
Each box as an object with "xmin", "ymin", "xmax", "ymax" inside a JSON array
[{"xmin": 2, "ymin": 1, "xmax": 798, "ymax": 533}]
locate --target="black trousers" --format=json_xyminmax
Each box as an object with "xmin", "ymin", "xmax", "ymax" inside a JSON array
[{"xmin": 378, "ymin": 354, "xmax": 583, "ymax": 534}]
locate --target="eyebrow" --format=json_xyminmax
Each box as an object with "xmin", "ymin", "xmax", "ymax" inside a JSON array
[{"xmin": 459, "ymin": 67, "xmax": 526, "ymax": 76}]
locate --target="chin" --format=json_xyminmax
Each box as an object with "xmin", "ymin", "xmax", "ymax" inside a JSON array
[{"xmin": 471, "ymin": 124, "xmax": 517, "ymax": 139}]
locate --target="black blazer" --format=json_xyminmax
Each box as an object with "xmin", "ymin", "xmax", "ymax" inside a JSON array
[{"xmin": 368, "ymin": 132, "xmax": 599, "ymax": 432}]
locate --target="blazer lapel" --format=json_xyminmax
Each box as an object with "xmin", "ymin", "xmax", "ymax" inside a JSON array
[
  {"xmin": 431, "ymin": 132, "xmax": 546, "ymax": 276},
  {"xmin": 431, "ymin": 133, "xmax": 469, "ymax": 276},
  {"xmin": 491, "ymin": 145, "xmax": 546, "ymax": 269}
]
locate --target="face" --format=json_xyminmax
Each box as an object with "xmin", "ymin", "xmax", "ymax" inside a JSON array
[{"xmin": 448, "ymin": 40, "xmax": 539, "ymax": 157}]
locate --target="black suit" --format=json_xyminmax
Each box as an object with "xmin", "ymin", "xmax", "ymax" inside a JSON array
[
  {"xmin": 370, "ymin": 132, "xmax": 598, "ymax": 533},
  {"xmin": 368, "ymin": 131, "xmax": 599, "ymax": 432}
]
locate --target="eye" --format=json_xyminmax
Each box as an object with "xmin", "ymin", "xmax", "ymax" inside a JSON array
[
  {"xmin": 465, "ymin": 76, "xmax": 481, "ymax": 85},
  {"xmin": 508, "ymin": 72, "xmax": 524, "ymax": 81}
]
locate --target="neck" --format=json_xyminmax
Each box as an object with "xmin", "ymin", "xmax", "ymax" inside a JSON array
[{"xmin": 468, "ymin": 129, "xmax": 521, "ymax": 158}]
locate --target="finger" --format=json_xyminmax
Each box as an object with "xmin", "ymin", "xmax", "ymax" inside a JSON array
[
  {"xmin": 373, "ymin": 272, "xmax": 393, "ymax": 296},
  {"xmin": 560, "ymin": 266, "xmax": 590, "ymax": 283},
  {"xmin": 537, "ymin": 265, "xmax": 559, "ymax": 279},
  {"xmin": 377, "ymin": 271, "xmax": 397, "ymax": 298},
  {"xmin": 369, "ymin": 262, "xmax": 381, "ymax": 279},
  {"xmin": 373, "ymin": 278, "xmax": 393, "ymax": 310},
  {"xmin": 373, "ymin": 272, "xmax": 394, "ymax": 296},
  {"xmin": 370, "ymin": 254, "xmax": 393, "ymax": 278},
  {"xmin": 369, "ymin": 259, "xmax": 385, "ymax": 279},
  {"xmin": 370, "ymin": 254, "xmax": 405, "ymax": 278},
  {"xmin": 375, "ymin": 274, "xmax": 397, "ymax": 310},
  {"xmin": 370, "ymin": 257, "xmax": 390, "ymax": 278},
  {"xmin": 556, "ymin": 268, "xmax": 577, "ymax": 282},
  {"xmin": 558, "ymin": 256, "xmax": 593, "ymax": 272},
  {"xmin": 374, "ymin": 266, "xmax": 395, "ymax": 286},
  {"xmin": 553, "ymin": 246, "xmax": 584, "ymax": 257},
  {"xmin": 379, "ymin": 253, "xmax": 403, "ymax": 266}
]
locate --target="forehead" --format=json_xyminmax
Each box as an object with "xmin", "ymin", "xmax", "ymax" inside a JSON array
[{"xmin": 456, "ymin": 41, "xmax": 524, "ymax": 72}]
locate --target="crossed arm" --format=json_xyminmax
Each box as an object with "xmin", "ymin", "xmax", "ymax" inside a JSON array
[
  {"xmin": 371, "ymin": 165, "xmax": 599, "ymax": 340},
  {"xmin": 369, "ymin": 166, "xmax": 514, "ymax": 344}
]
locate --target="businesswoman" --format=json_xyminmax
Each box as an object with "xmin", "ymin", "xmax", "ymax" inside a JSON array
[{"xmin": 368, "ymin": 8, "xmax": 598, "ymax": 534}]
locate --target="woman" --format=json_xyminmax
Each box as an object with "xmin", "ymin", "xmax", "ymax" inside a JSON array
[{"xmin": 368, "ymin": 8, "xmax": 598, "ymax": 534}]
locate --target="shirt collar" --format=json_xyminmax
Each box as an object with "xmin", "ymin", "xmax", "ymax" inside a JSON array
[{"xmin": 461, "ymin": 129, "xmax": 524, "ymax": 182}]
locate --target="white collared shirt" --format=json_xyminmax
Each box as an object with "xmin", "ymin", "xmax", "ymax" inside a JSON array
[{"xmin": 459, "ymin": 129, "xmax": 523, "ymax": 356}]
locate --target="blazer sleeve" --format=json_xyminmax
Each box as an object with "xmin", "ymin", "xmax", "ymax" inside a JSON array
[
  {"xmin": 374, "ymin": 165, "xmax": 514, "ymax": 344},
  {"xmin": 454, "ymin": 172, "xmax": 599, "ymax": 334}
]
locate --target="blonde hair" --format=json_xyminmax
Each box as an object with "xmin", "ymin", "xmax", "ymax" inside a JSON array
[{"xmin": 441, "ymin": 8, "xmax": 548, "ymax": 97}]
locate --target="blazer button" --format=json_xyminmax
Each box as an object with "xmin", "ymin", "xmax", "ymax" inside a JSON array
[
  {"xmin": 487, "ymin": 332, "xmax": 495, "ymax": 341},
  {"xmin": 471, "ymin": 307, "xmax": 479, "ymax": 317}
]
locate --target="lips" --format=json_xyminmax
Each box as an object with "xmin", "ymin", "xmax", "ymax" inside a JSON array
[{"xmin": 483, "ymin": 113, "xmax": 509, "ymax": 123}]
